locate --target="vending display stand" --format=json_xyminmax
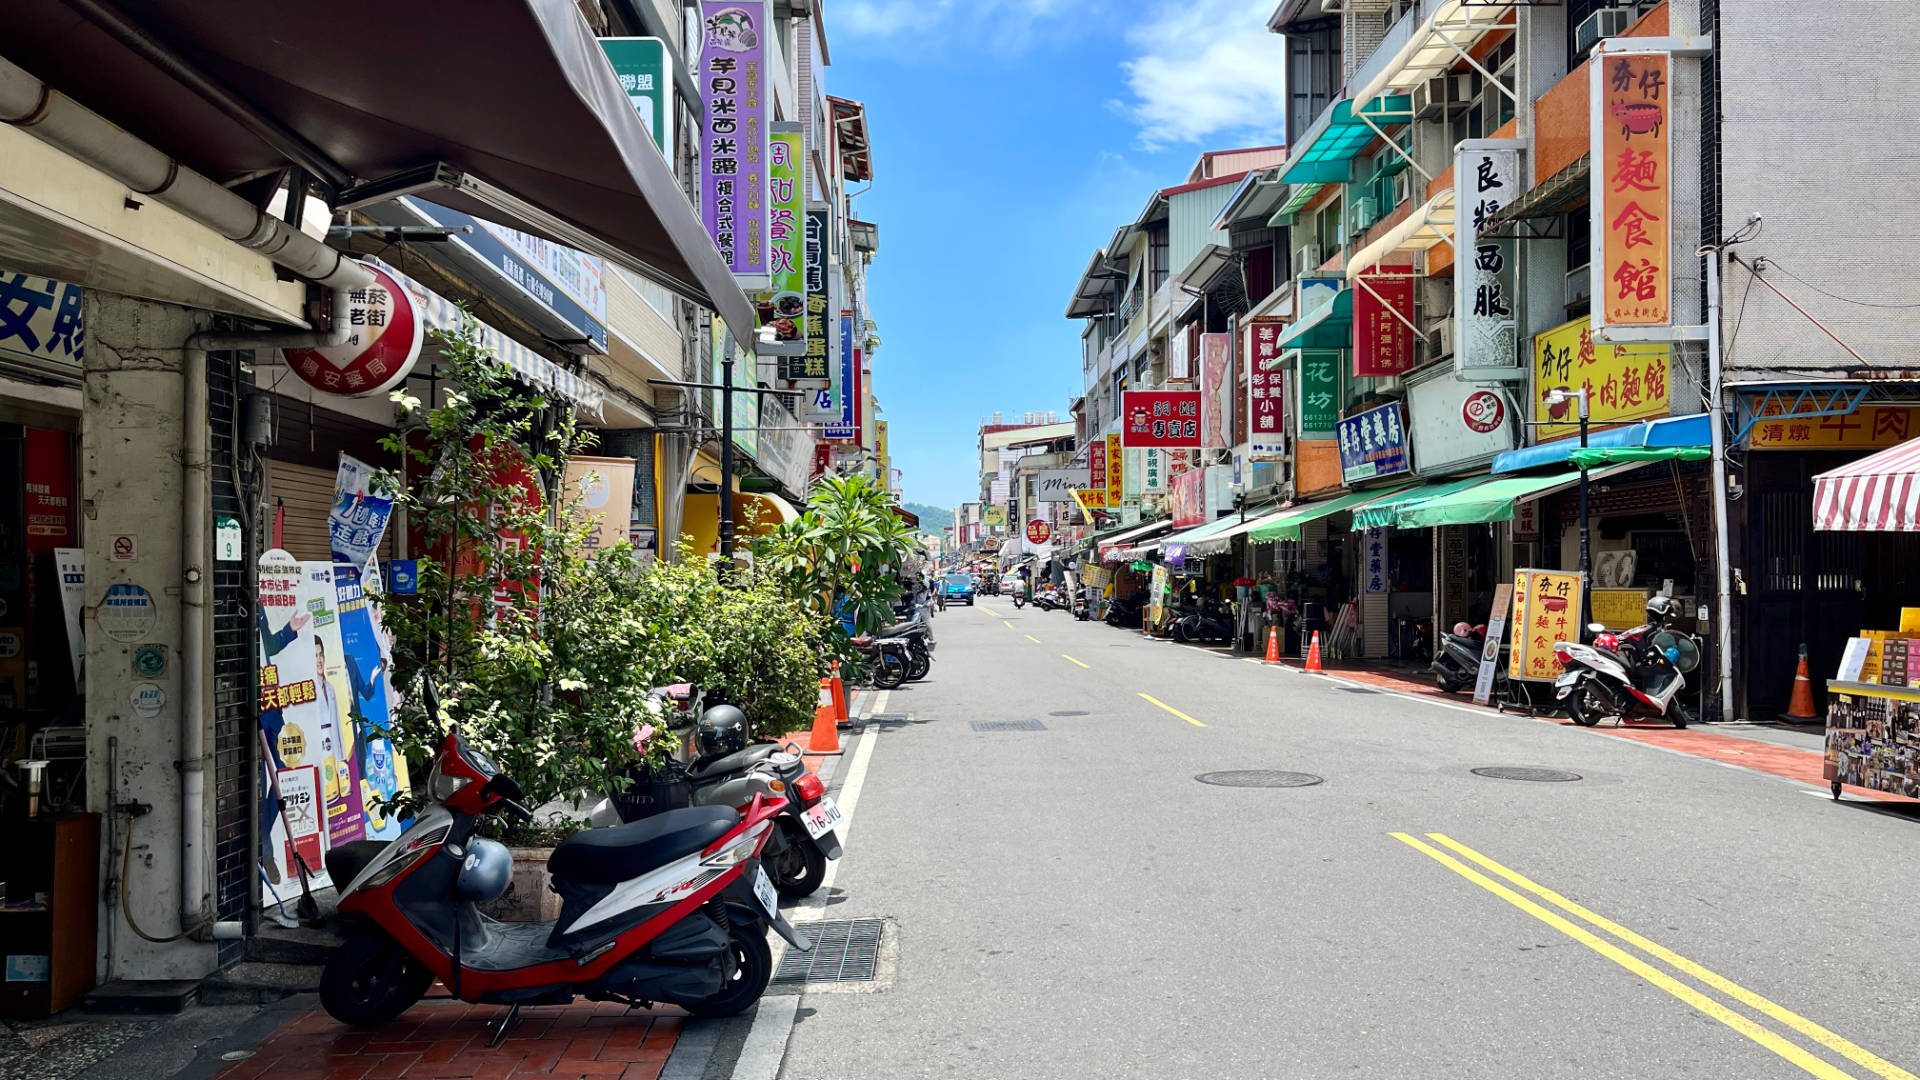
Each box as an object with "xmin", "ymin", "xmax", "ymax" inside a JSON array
[{"xmin": 1824, "ymin": 681, "xmax": 1920, "ymax": 800}]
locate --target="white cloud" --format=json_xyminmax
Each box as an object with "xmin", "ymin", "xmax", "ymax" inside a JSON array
[
  {"xmin": 835, "ymin": 0, "xmax": 1084, "ymax": 52},
  {"xmin": 1117, "ymin": 0, "xmax": 1289, "ymax": 150}
]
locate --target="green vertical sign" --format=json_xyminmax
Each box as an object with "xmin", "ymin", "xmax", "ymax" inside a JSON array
[
  {"xmin": 598, "ymin": 38, "xmax": 672, "ymax": 154},
  {"xmin": 763, "ymin": 124, "xmax": 806, "ymax": 364},
  {"xmin": 1297, "ymin": 349, "xmax": 1341, "ymax": 439}
]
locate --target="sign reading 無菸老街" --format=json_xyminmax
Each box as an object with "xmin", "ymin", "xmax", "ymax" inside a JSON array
[
  {"xmin": 1337, "ymin": 401, "xmax": 1410, "ymax": 485},
  {"xmin": 1352, "ymin": 272, "xmax": 1417, "ymax": 378},
  {"xmin": 282, "ymin": 265, "xmax": 423, "ymax": 397},
  {"xmin": 700, "ymin": 1, "xmax": 771, "ymax": 282},
  {"xmin": 1247, "ymin": 319, "xmax": 1287, "ymax": 461},
  {"xmin": 1509, "ymin": 568, "xmax": 1584, "ymax": 681},
  {"xmin": 1594, "ymin": 51, "xmax": 1671, "ymax": 328},
  {"xmin": 597, "ymin": 38, "xmax": 673, "ymax": 153},
  {"xmin": 1201, "ymin": 333, "xmax": 1231, "ymax": 448},
  {"xmin": 760, "ymin": 125, "xmax": 806, "ymax": 358},
  {"xmin": 1454, "ymin": 144, "xmax": 1519, "ymax": 374},
  {"xmin": 1532, "ymin": 317, "xmax": 1670, "ymax": 441},
  {"xmin": 1121, "ymin": 390, "xmax": 1203, "ymax": 448}
]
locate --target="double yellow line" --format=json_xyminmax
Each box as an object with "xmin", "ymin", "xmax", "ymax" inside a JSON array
[{"xmin": 1395, "ymin": 832, "xmax": 1915, "ymax": 1080}]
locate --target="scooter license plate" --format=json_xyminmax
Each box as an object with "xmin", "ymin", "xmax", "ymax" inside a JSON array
[
  {"xmin": 752, "ymin": 866, "xmax": 779, "ymax": 917},
  {"xmin": 1554, "ymin": 673, "xmax": 1579, "ymax": 688},
  {"xmin": 801, "ymin": 796, "xmax": 843, "ymax": 840}
]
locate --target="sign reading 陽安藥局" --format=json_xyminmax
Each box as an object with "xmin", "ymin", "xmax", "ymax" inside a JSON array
[
  {"xmin": 1594, "ymin": 51, "xmax": 1670, "ymax": 329},
  {"xmin": 700, "ymin": 1, "xmax": 772, "ymax": 284},
  {"xmin": 1337, "ymin": 401, "xmax": 1410, "ymax": 485},
  {"xmin": 1454, "ymin": 144, "xmax": 1519, "ymax": 375}
]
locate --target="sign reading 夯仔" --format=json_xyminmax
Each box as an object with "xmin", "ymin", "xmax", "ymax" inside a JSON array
[
  {"xmin": 1594, "ymin": 51, "xmax": 1671, "ymax": 328},
  {"xmin": 1532, "ymin": 317, "xmax": 1670, "ymax": 441},
  {"xmin": 700, "ymin": 1, "xmax": 772, "ymax": 282},
  {"xmin": 1121, "ymin": 390, "xmax": 1203, "ymax": 448},
  {"xmin": 1509, "ymin": 568, "xmax": 1585, "ymax": 680},
  {"xmin": 1337, "ymin": 401, "xmax": 1410, "ymax": 484},
  {"xmin": 282, "ymin": 265, "xmax": 422, "ymax": 398}
]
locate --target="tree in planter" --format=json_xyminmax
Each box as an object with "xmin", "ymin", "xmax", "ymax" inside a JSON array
[{"xmin": 750, "ymin": 474, "xmax": 922, "ymax": 638}]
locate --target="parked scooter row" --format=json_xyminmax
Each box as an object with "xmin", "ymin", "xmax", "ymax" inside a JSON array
[{"xmin": 1168, "ymin": 596, "xmax": 1234, "ymax": 645}]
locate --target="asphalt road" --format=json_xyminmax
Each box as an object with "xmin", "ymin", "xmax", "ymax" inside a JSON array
[{"xmin": 775, "ymin": 602, "xmax": 1920, "ymax": 1080}]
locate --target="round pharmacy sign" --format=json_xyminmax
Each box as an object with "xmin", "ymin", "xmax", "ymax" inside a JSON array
[
  {"xmin": 1025, "ymin": 519, "xmax": 1052, "ymax": 545},
  {"xmin": 1461, "ymin": 390, "xmax": 1506, "ymax": 434},
  {"xmin": 282, "ymin": 264, "xmax": 422, "ymax": 398}
]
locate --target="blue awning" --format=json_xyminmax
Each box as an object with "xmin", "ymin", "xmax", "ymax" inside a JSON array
[
  {"xmin": 1491, "ymin": 413, "xmax": 1712, "ymax": 474},
  {"xmin": 1277, "ymin": 289, "xmax": 1354, "ymax": 350},
  {"xmin": 1278, "ymin": 96, "xmax": 1415, "ymax": 185}
]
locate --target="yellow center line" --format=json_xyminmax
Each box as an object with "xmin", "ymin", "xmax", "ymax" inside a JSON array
[
  {"xmin": 1391, "ymin": 833, "xmax": 1857, "ymax": 1080},
  {"xmin": 1138, "ymin": 692, "xmax": 1206, "ymax": 727},
  {"xmin": 1003, "ymin": 620, "xmax": 1015, "ymax": 630},
  {"xmin": 1062, "ymin": 654, "xmax": 1091, "ymax": 669},
  {"xmin": 1025, "ymin": 634, "xmax": 1041, "ymax": 643},
  {"xmin": 979, "ymin": 606, "xmax": 1000, "ymax": 617},
  {"xmin": 1426, "ymin": 833, "xmax": 1917, "ymax": 1080}
]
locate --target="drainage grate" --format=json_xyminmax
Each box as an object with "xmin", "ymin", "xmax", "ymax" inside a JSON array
[
  {"xmin": 971, "ymin": 719, "xmax": 1046, "ymax": 732},
  {"xmin": 1471, "ymin": 766, "xmax": 1583, "ymax": 783},
  {"xmin": 1339, "ymin": 687, "xmax": 1381, "ymax": 695},
  {"xmin": 773, "ymin": 918, "xmax": 883, "ymax": 984},
  {"xmin": 1048, "ymin": 710, "xmax": 1089, "ymax": 717},
  {"xmin": 1194, "ymin": 770, "xmax": 1325, "ymax": 788}
]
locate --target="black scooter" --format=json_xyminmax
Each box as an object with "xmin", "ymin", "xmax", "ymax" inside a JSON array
[
  {"xmin": 1105, "ymin": 593, "xmax": 1145, "ymax": 629},
  {"xmin": 1169, "ymin": 598, "xmax": 1234, "ymax": 644},
  {"xmin": 1431, "ymin": 623, "xmax": 1505, "ymax": 694}
]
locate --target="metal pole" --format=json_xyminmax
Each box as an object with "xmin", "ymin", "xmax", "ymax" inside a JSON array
[
  {"xmin": 1578, "ymin": 399, "xmax": 1591, "ymax": 632},
  {"xmin": 1706, "ymin": 248, "xmax": 1736, "ymax": 722},
  {"xmin": 719, "ymin": 332, "xmax": 736, "ymax": 561}
]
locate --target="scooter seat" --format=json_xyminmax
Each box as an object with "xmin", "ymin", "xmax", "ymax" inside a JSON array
[
  {"xmin": 548, "ymin": 806, "xmax": 738, "ymax": 885},
  {"xmin": 686, "ymin": 743, "xmax": 782, "ymax": 783},
  {"xmin": 879, "ymin": 620, "xmax": 925, "ymax": 638}
]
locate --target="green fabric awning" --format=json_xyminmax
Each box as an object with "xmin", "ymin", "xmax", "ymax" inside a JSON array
[
  {"xmin": 1348, "ymin": 476, "xmax": 1491, "ymax": 530},
  {"xmin": 1566, "ymin": 446, "xmax": 1711, "ymax": 469},
  {"xmin": 1277, "ymin": 289, "xmax": 1354, "ymax": 350},
  {"xmin": 1248, "ymin": 486, "xmax": 1410, "ymax": 542},
  {"xmin": 1393, "ymin": 470, "xmax": 1585, "ymax": 529}
]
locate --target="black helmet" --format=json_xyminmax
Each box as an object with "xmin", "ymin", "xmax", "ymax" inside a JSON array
[
  {"xmin": 696, "ymin": 704, "xmax": 749, "ymax": 758},
  {"xmin": 1645, "ymin": 594, "xmax": 1676, "ymax": 621}
]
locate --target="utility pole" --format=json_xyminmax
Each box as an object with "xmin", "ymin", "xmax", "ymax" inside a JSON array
[{"xmin": 649, "ymin": 326, "xmax": 791, "ymax": 564}]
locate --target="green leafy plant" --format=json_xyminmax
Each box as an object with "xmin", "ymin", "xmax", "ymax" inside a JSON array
[{"xmin": 750, "ymin": 474, "xmax": 923, "ymax": 637}]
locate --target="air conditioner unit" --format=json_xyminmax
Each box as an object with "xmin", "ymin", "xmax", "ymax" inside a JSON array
[
  {"xmin": 1566, "ymin": 264, "xmax": 1593, "ymax": 307},
  {"xmin": 1428, "ymin": 317, "xmax": 1456, "ymax": 360},
  {"xmin": 1414, "ymin": 78, "xmax": 1448, "ymax": 120},
  {"xmin": 1576, "ymin": 7, "xmax": 1636, "ymax": 56},
  {"xmin": 1294, "ymin": 244, "xmax": 1324, "ymax": 274},
  {"xmin": 1349, "ymin": 196, "xmax": 1379, "ymax": 233},
  {"xmin": 1443, "ymin": 72, "xmax": 1477, "ymax": 117}
]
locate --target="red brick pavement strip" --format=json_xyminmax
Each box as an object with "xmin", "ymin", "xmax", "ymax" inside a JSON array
[
  {"xmin": 216, "ymin": 1000, "xmax": 685, "ymax": 1080},
  {"xmin": 1254, "ymin": 651, "xmax": 1920, "ymax": 804}
]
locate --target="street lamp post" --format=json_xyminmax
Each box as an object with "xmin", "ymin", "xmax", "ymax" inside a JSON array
[
  {"xmin": 1545, "ymin": 386, "xmax": 1593, "ymax": 628},
  {"xmin": 648, "ymin": 323, "xmax": 783, "ymax": 564}
]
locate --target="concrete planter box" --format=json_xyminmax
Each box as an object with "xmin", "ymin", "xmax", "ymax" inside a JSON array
[{"xmin": 481, "ymin": 847, "xmax": 562, "ymax": 923}]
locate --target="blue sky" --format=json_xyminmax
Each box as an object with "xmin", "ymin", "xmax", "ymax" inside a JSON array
[{"xmin": 823, "ymin": 0, "xmax": 1289, "ymax": 512}]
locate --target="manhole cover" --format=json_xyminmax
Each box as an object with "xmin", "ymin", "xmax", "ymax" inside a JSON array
[
  {"xmin": 1339, "ymin": 686, "xmax": 1380, "ymax": 695},
  {"xmin": 971, "ymin": 719, "xmax": 1046, "ymax": 732},
  {"xmin": 1471, "ymin": 766, "xmax": 1583, "ymax": 782},
  {"xmin": 773, "ymin": 918, "xmax": 883, "ymax": 984},
  {"xmin": 1194, "ymin": 770, "xmax": 1325, "ymax": 788},
  {"xmin": 1048, "ymin": 710, "xmax": 1089, "ymax": 716}
]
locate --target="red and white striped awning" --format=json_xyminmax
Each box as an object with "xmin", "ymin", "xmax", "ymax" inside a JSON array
[{"xmin": 1813, "ymin": 437, "xmax": 1920, "ymax": 531}]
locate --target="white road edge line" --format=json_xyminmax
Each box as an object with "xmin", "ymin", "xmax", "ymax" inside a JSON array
[{"xmin": 728, "ymin": 995, "xmax": 798, "ymax": 1080}]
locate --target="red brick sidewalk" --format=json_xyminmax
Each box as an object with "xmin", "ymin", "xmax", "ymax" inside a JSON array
[{"xmin": 217, "ymin": 999, "xmax": 684, "ymax": 1080}]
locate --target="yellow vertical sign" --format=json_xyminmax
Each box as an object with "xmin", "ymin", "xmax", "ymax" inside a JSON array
[
  {"xmin": 1509, "ymin": 568, "xmax": 1584, "ymax": 680},
  {"xmin": 1105, "ymin": 433, "xmax": 1123, "ymax": 507}
]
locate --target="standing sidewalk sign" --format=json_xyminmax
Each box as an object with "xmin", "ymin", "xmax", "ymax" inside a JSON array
[
  {"xmin": 1474, "ymin": 582, "xmax": 1515, "ymax": 704},
  {"xmin": 1509, "ymin": 569, "xmax": 1584, "ymax": 681}
]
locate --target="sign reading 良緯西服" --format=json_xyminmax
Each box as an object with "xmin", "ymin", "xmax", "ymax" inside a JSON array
[
  {"xmin": 1454, "ymin": 144, "xmax": 1519, "ymax": 374},
  {"xmin": 1337, "ymin": 401, "xmax": 1410, "ymax": 484},
  {"xmin": 700, "ymin": 2, "xmax": 772, "ymax": 282}
]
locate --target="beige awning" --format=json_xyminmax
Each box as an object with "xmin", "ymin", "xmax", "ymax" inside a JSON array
[
  {"xmin": 1346, "ymin": 189, "xmax": 1457, "ymax": 279},
  {"xmin": 1351, "ymin": 1, "xmax": 1519, "ymax": 112}
]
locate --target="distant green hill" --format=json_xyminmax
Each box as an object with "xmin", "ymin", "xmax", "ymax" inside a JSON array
[{"xmin": 902, "ymin": 502, "xmax": 954, "ymax": 536}]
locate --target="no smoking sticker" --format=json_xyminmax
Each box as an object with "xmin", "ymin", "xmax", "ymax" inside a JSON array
[{"xmin": 111, "ymin": 535, "xmax": 137, "ymax": 562}]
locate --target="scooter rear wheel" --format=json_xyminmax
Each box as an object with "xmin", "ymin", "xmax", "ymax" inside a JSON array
[
  {"xmin": 872, "ymin": 653, "xmax": 906, "ymax": 689},
  {"xmin": 320, "ymin": 930, "xmax": 435, "ymax": 1027},
  {"xmin": 685, "ymin": 922, "xmax": 773, "ymax": 1018},
  {"xmin": 1565, "ymin": 684, "xmax": 1605, "ymax": 727},
  {"xmin": 906, "ymin": 650, "xmax": 931, "ymax": 681},
  {"xmin": 768, "ymin": 820, "xmax": 828, "ymax": 899}
]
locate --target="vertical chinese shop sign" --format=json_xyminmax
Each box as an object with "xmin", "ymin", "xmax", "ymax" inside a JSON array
[
  {"xmin": 793, "ymin": 208, "xmax": 830, "ymax": 380},
  {"xmin": 760, "ymin": 124, "xmax": 805, "ymax": 358},
  {"xmin": 1594, "ymin": 51, "xmax": 1670, "ymax": 327},
  {"xmin": 700, "ymin": 2, "xmax": 770, "ymax": 280},
  {"xmin": 1508, "ymin": 568, "xmax": 1584, "ymax": 681},
  {"xmin": 1105, "ymin": 433, "xmax": 1124, "ymax": 509},
  {"xmin": 1247, "ymin": 319, "xmax": 1287, "ymax": 461},
  {"xmin": 1352, "ymin": 272, "xmax": 1417, "ymax": 377},
  {"xmin": 1082, "ymin": 436, "xmax": 1108, "ymax": 510},
  {"xmin": 1297, "ymin": 350, "xmax": 1340, "ymax": 439},
  {"xmin": 1200, "ymin": 333, "xmax": 1231, "ymax": 448}
]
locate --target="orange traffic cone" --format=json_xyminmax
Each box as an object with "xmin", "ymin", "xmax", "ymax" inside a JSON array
[
  {"xmin": 808, "ymin": 676, "xmax": 842, "ymax": 753},
  {"xmin": 1305, "ymin": 631, "xmax": 1325, "ymax": 673},
  {"xmin": 1786, "ymin": 644, "xmax": 1819, "ymax": 721},
  {"xmin": 829, "ymin": 661, "xmax": 850, "ymax": 727},
  {"xmin": 1264, "ymin": 626, "xmax": 1281, "ymax": 664}
]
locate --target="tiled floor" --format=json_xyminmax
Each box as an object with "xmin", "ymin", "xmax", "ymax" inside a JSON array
[{"xmin": 214, "ymin": 999, "xmax": 685, "ymax": 1080}]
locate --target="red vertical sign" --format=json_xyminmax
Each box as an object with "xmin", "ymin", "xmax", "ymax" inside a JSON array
[
  {"xmin": 22, "ymin": 428, "xmax": 73, "ymax": 553},
  {"xmin": 1352, "ymin": 273, "xmax": 1417, "ymax": 377}
]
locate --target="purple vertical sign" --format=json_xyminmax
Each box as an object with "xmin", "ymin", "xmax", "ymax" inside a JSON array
[{"xmin": 699, "ymin": 2, "xmax": 770, "ymax": 279}]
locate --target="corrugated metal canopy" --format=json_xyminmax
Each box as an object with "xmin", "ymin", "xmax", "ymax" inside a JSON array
[{"xmin": 1278, "ymin": 96, "xmax": 1413, "ymax": 185}]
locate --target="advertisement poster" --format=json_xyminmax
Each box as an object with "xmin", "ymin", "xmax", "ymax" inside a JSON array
[
  {"xmin": 1121, "ymin": 390, "xmax": 1203, "ymax": 448},
  {"xmin": 23, "ymin": 428, "xmax": 73, "ymax": 552},
  {"xmin": 54, "ymin": 548, "xmax": 83, "ymax": 682},
  {"xmin": 564, "ymin": 456, "xmax": 639, "ymax": 554},
  {"xmin": 334, "ymin": 563, "xmax": 407, "ymax": 841},
  {"xmin": 759, "ymin": 124, "xmax": 806, "ymax": 358},
  {"xmin": 330, "ymin": 454, "xmax": 394, "ymax": 569},
  {"xmin": 1200, "ymin": 332, "xmax": 1231, "ymax": 448},
  {"xmin": 1105, "ymin": 434, "xmax": 1124, "ymax": 508},
  {"xmin": 1474, "ymin": 582, "xmax": 1515, "ymax": 704},
  {"xmin": 1595, "ymin": 51, "xmax": 1670, "ymax": 327},
  {"xmin": 1532, "ymin": 317, "xmax": 1670, "ymax": 441},
  {"xmin": 1352, "ymin": 272, "xmax": 1417, "ymax": 378},
  {"xmin": 257, "ymin": 552, "xmax": 338, "ymax": 888},
  {"xmin": 276, "ymin": 765, "xmax": 326, "ymax": 882},
  {"xmin": 699, "ymin": 0, "xmax": 771, "ymax": 280},
  {"xmin": 299, "ymin": 562, "xmax": 361, "ymax": 850},
  {"xmin": 1298, "ymin": 350, "xmax": 1341, "ymax": 439},
  {"xmin": 1509, "ymin": 569, "xmax": 1584, "ymax": 681},
  {"xmin": 1247, "ymin": 320, "xmax": 1287, "ymax": 461},
  {"xmin": 1337, "ymin": 401, "xmax": 1410, "ymax": 484},
  {"xmin": 1454, "ymin": 145, "xmax": 1519, "ymax": 374}
]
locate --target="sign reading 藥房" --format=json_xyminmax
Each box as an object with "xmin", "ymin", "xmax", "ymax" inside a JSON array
[
  {"xmin": 1297, "ymin": 349, "xmax": 1340, "ymax": 439},
  {"xmin": 1454, "ymin": 144, "xmax": 1519, "ymax": 374},
  {"xmin": 1352, "ymin": 272, "xmax": 1417, "ymax": 378},
  {"xmin": 1247, "ymin": 319, "xmax": 1287, "ymax": 462},
  {"xmin": 1363, "ymin": 528, "xmax": 1388, "ymax": 595},
  {"xmin": 597, "ymin": 38, "xmax": 673, "ymax": 153},
  {"xmin": 282, "ymin": 265, "xmax": 422, "ymax": 397},
  {"xmin": 760, "ymin": 124, "xmax": 806, "ymax": 359},
  {"xmin": 1337, "ymin": 401, "xmax": 1410, "ymax": 485},
  {"xmin": 1201, "ymin": 333, "xmax": 1232, "ymax": 448},
  {"xmin": 1509, "ymin": 568, "xmax": 1585, "ymax": 681},
  {"xmin": 700, "ymin": 2, "xmax": 771, "ymax": 283},
  {"xmin": 1594, "ymin": 51, "xmax": 1671, "ymax": 329},
  {"xmin": 1036, "ymin": 469, "xmax": 1091, "ymax": 502},
  {"xmin": 0, "ymin": 271, "xmax": 83, "ymax": 381},
  {"xmin": 1121, "ymin": 390, "xmax": 1203, "ymax": 448},
  {"xmin": 1532, "ymin": 317, "xmax": 1670, "ymax": 441}
]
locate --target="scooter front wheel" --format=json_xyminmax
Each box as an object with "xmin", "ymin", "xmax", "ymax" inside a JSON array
[
  {"xmin": 686, "ymin": 921, "xmax": 773, "ymax": 1018},
  {"xmin": 768, "ymin": 820, "xmax": 828, "ymax": 899},
  {"xmin": 320, "ymin": 930, "xmax": 435, "ymax": 1027}
]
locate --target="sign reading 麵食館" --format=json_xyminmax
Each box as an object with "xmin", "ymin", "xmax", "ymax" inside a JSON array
[
  {"xmin": 761, "ymin": 124, "xmax": 805, "ymax": 359},
  {"xmin": 1532, "ymin": 317, "xmax": 1669, "ymax": 441},
  {"xmin": 1352, "ymin": 272, "xmax": 1417, "ymax": 378},
  {"xmin": 1336, "ymin": 401, "xmax": 1410, "ymax": 484},
  {"xmin": 1246, "ymin": 319, "xmax": 1287, "ymax": 461},
  {"xmin": 1454, "ymin": 144, "xmax": 1519, "ymax": 374},
  {"xmin": 1594, "ymin": 51, "xmax": 1670, "ymax": 328},
  {"xmin": 1122, "ymin": 390, "xmax": 1203, "ymax": 449},
  {"xmin": 597, "ymin": 38, "xmax": 673, "ymax": 152},
  {"xmin": 700, "ymin": 2, "xmax": 772, "ymax": 283}
]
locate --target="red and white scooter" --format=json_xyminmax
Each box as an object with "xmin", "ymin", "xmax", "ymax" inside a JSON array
[
  {"xmin": 320, "ymin": 724, "xmax": 810, "ymax": 1040},
  {"xmin": 1550, "ymin": 593, "xmax": 1699, "ymax": 728}
]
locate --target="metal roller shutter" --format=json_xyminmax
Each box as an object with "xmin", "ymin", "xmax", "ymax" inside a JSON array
[{"xmin": 268, "ymin": 460, "xmax": 398, "ymax": 566}]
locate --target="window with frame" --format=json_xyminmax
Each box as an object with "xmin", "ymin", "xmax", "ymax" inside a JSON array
[
  {"xmin": 1149, "ymin": 224, "xmax": 1170, "ymax": 291},
  {"xmin": 1447, "ymin": 36, "xmax": 1517, "ymax": 146}
]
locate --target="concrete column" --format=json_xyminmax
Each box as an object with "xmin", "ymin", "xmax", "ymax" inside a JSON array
[{"xmin": 83, "ymin": 294, "xmax": 214, "ymax": 981}]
